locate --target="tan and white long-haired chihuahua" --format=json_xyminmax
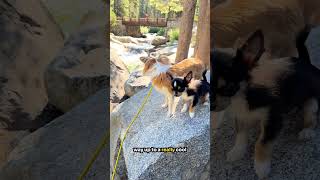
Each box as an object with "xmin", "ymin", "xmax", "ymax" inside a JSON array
[{"xmin": 142, "ymin": 55, "xmax": 205, "ymax": 117}]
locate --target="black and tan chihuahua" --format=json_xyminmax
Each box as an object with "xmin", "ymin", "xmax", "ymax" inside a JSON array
[{"xmin": 169, "ymin": 70, "xmax": 210, "ymax": 118}]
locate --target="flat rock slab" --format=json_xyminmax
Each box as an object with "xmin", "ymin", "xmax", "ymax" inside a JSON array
[
  {"xmin": 0, "ymin": 89, "xmax": 108, "ymax": 180},
  {"xmin": 111, "ymin": 87, "xmax": 210, "ymax": 180},
  {"xmin": 212, "ymin": 110, "xmax": 320, "ymax": 179}
]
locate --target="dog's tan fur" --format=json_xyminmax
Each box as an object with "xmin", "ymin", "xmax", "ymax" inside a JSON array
[
  {"xmin": 142, "ymin": 58, "xmax": 157, "ymax": 73},
  {"xmin": 251, "ymin": 55, "xmax": 294, "ymax": 89},
  {"xmin": 151, "ymin": 73, "xmax": 173, "ymax": 93},
  {"xmin": 168, "ymin": 58, "xmax": 205, "ymax": 79},
  {"xmin": 212, "ymin": 0, "xmax": 320, "ymax": 57}
]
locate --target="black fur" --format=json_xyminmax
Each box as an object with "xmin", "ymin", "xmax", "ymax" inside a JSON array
[
  {"xmin": 171, "ymin": 70, "xmax": 210, "ymax": 107},
  {"xmin": 171, "ymin": 71, "xmax": 192, "ymax": 97},
  {"xmin": 245, "ymin": 86, "xmax": 276, "ymax": 110}
]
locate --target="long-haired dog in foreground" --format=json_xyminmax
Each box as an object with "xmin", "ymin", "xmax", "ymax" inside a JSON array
[
  {"xmin": 142, "ymin": 55, "xmax": 205, "ymax": 117},
  {"xmin": 211, "ymin": 27, "xmax": 320, "ymax": 178}
]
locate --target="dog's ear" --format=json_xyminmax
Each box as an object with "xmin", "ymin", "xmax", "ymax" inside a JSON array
[
  {"xmin": 237, "ymin": 30, "xmax": 265, "ymax": 68},
  {"xmin": 140, "ymin": 56, "xmax": 148, "ymax": 63},
  {"xmin": 184, "ymin": 71, "xmax": 193, "ymax": 83},
  {"xmin": 167, "ymin": 72, "xmax": 174, "ymax": 81}
]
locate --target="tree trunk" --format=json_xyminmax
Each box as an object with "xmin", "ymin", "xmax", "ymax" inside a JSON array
[
  {"xmin": 194, "ymin": 0, "xmax": 210, "ymax": 67},
  {"xmin": 194, "ymin": 0, "xmax": 207, "ymax": 55},
  {"xmin": 175, "ymin": 0, "xmax": 197, "ymax": 63}
]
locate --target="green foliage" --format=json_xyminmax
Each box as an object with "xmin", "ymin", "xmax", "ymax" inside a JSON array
[
  {"xmin": 168, "ymin": 28, "xmax": 179, "ymax": 42},
  {"xmin": 140, "ymin": 26, "xmax": 149, "ymax": 34},
  {"xmin": 110, "ymin": 0, "xmax": 114, "ymax": 10},
  {"xmin": 111, "ymin": 0, "xmax": 183, "ymax": 18},
  {"xmin": 157, "ymin": 28, "xmax": 165, "ymax": 36},
  {"xmin": 129, "ymin": 0, "xmax": 140, "ymax": 18},
  {"xmin": 141, "ymin": 26, "xmax": 165, "ymax": 36},
  {"xmin": 113, "ymin": 0, "xmax": 129, "ymax": 17},
  {"xmin": 110, "ymin": 9, "xmax": 117, "ymax": 28},
  {"xmin": 127, "ymin": 64, "xmax": 139, "ymax": 73},
  {"xmin": 194, "ymin": 0, "xmax": 200, "ymax": 22},
  {"xmin": 148, "ymin": 27, "xmax": 161, "ymax": 33},
  {"xmin": 139, "ymin": 0, "xmax": 146, "ymax": 17},
  {"xmin": 149, "ymin": 0, "xmax": 183, "ymax": 15}
]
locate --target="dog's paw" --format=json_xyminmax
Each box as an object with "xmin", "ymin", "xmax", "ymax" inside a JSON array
[
  {"xmin": 181, "ymin": 104, "xmax": 188, "ymax": 113},
  {"xmin": 167, "ymin": 112, "xmax": 176, "ymax": 118},
  {"xmin": 298, "ymin": 128, "xmax": 316, "ymax": 140},
  {"xmin": 203, "ymin": 102, "xmax": 209, "ymax": 106},
  {"xmin": 189, "ymin": 112, "xmax": 195, "ymax": 119},
  {"xmin": 161, "ymin": 103, "xmax": 168, "ymax": 108},
  {"xmin": 226, "ymin": 147, "xmax": 245, "ymax": 162},
  {"xmin": 254, "ymin": 159, "xmax": 271, "ymax": 179}
]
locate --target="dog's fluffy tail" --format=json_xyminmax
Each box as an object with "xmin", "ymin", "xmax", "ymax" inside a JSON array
[
  {"xmin": 296, "ymin": 25, "xmax": 312, "ymax": 62},
  {"xmin": 202, "ymin": 69, "xmax": 208, "ymax": 82}
]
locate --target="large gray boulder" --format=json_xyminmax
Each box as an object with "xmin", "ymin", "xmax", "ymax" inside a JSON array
[
  {"xmin": 0, "ymin": 89, "xmax": 108, "ymax": 180},
  {"xmin": 124, "ymin": 71, "xmax": 150, "ymax": 97},
  {"xmin": 45, "ymin": 25, "xmax": 107, "ymax": 112},
  {"xmin": 0, "ymin": 0, "xmax": 64, "ymax": 165},
  {"xmin": 111, "ymin": 88, "xmax": 210, "ymax": 180},
  {"xmin": 110, "ymin": 34, "xmax": 139, "ymax": 45},
  {"xmin": 0, "ymin": 0, "xmax": 64, "ymax": 128},
  {"xmin": 110, "ymin": 21, "xmax": 127, "ymax": 36},
  {"xmin": 0, "ymin": 130, "xmax": 29, "ymax": 168},
  {"xmin": 151, "ymin": 36, "xmax": 167, "ymax": 46},
  {"xmin": 110, "ymin": 48, "xmax": 130, "ymax": 104}
]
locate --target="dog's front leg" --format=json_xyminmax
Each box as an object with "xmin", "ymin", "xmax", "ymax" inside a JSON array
[
  {"xmin": 254, "ymin": 137, "xmax": 274, "ymax": 179},
  {"xmin": 299, "ymin": 98, "xmax": 318, "ymax": 140},
  {"xmin": 188, "ymin": 97, "xmax": 198, "ymax": 118},
  {"xmin": 254, "ymin": 110, "xmax": 281, "ymax": 179},
  {"xmin": 162, "ymin": 96, "xmax": 168, "ymax": 108},
  {"xmin": 167, "ymin": 95, "xmax": 174, "ymax": 118},
  {"xmin": 227, "ymin": 118, "xmax": 248, "ymax": 162},
  {"xmin": 171, "ymin": 96, "xmax": 180, "ymax": 116},
  {"xmin": 181, "ymin": 99, "xmax": 189, "ymax": 113}
]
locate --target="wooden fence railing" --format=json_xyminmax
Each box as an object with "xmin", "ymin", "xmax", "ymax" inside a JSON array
[{"xmin": 116, "ymin": 17, "xmax": 176, "ymax": 27}]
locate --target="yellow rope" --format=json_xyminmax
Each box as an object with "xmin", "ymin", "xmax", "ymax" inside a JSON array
[
  {"xmin": 78, "ymin": 130, "xmax": 109, "ymax": 180},
  {"xmin": 111, "ymin": 86, "xmax": 153, "ymax": 180},
  {"xmin": 77, "ymin": 86, "xmax": 153, "ymax": 180}
]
